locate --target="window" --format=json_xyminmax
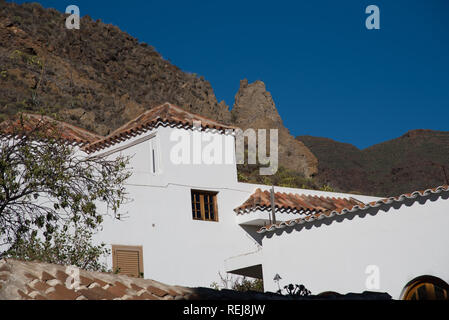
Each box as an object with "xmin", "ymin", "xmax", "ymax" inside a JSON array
[
  {"xmin": 402, "ymin": 276, "xmax": 449, "ymax": 300},
  {"xmin": 148, "ymin": 136, "xmax": 159, "ymax": 174},
  {"xmin": 191, "ymin": 190, "xmax": 218, "ymax": 221},
  {"xmin": 112, "ymin": 245, "xmax": 144, "ymax": 278},
  {"xmin": 152, "ymin": 149, "xmax": 156, "ymax": 173}
]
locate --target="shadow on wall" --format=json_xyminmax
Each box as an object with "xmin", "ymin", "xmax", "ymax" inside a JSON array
[{"xmin": 240, "ymin": 225, "xmax": 264, "ymax": 246}]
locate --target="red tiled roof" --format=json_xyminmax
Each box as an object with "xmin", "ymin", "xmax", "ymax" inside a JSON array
[
  {"xmin": 234, "ymin": 188, "xmax": 364, "ymax": 215},
  {"xmin": 85, "ymin": 103, "xmax": 237, "ymax": 153},
  {"xmin": 258, "ymin": 185, "xmax": 449, "ymax": 234},
  {"xmin": 0, "ymin": 259, "xmax": 189, "ymax": 300},
  {"xmin": 0, "ymin": 259, "xmax": 300, "ymax": 300},
  {"xmin": 0, "ymin": 113, "xmax": 103, "ymax": 145}
]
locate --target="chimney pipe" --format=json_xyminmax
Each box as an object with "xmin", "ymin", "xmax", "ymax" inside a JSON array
[{"xmin": 270, "ymin": 186, "xmax": 276, "ymax": 225}]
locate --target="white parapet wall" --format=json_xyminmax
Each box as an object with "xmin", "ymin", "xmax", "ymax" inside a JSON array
[{"xmin": 260, "ymin": 189, "xmax": 449, "ymax": 299}]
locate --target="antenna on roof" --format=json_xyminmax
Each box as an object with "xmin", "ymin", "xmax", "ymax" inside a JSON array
[{"xmin": 270, "ymin": 186, "xmax": 277, "ymax": 225}]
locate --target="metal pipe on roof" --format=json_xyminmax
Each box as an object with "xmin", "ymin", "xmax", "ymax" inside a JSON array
[{"xmin": 270, "ymin": 186, "xmax": 277, "ymax": 225}]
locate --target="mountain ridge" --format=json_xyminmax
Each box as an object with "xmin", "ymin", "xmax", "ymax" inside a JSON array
[
  {"xmin": 1, "ymin": 1, "xmax": 448, "ymax": 196},
  {"xmin": 297, "ymin": 129, "xmax": 449, "ymax": 196}
]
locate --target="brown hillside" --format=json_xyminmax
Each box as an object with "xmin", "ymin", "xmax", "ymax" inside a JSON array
[
  {"xmin": 298, "ymin": 130, "xmax": 449, "ymax": 196},
  {"xmin": 0, "ymin": 1, "xmax": 317, "ymax": 179},
  {"xmin": 0, "ymin": 1, "xmax": 231, "ymax": 135}
]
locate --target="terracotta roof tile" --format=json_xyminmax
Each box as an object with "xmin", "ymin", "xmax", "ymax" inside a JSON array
[
  {"xmin": 85, "ymin": 103, "xmax": 237, "ymax": 153},
  {"xmin": 0, "ymin": 113, "xmax": 103, "ymax": 145},
  {"xmin": 235, "ymin": 188, "xmax": 364, "ymax": 215},
  {"xmin": 92, "ymin": 278, "xmax": 109, "ymax": 287},
  {"xmin": 0, "ymin": 264, "xmax": 11, "ymax": 273},
  {"xmin": 147, "ymin": 285, "xmax": 169, "ymax": 298},
  {"xmin": 24, "ymin": 272, "xmax": 37, "ymax": 280},
  {"xmin": 32, "ymin": 280, "xmax": 51, "ymax": 292},
  {"xmin": 0, "ymin": 259, "xmax": 322, "ymax": 300},
  {"xmin": 46, "ymin": 284, "xmax": 82, "ymax": 300},
  {"xmin": 130, "ymin": 283, "xmax": 144, "ymax": 292},
  {"xmin": 79, "ymin": 275, "xmax": 94, "ymax": 287},
  {"xmin": 137, "ymin": 292, "xmax": 158, "ymax": 300},
  {"xmin": 258, "ymin": 185, "xmax": 449, "ymax": 234},
  {"xmin": 17, "ymin": 289, "xmax": 31, "ymax": 300},
  {"xmin": 106, "ymin": 283, "xmax": 128, "ymax": 297},
  {"xmin": 40, "ymin": 271, "xmax": 54, "ymax": 281},
  {"xmin": 78, "ymin": 286, "xmax": 116, "ymax": 300}
]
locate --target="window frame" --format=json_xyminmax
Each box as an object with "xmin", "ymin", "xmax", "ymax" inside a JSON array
[
  {"xmin": 191, "ymin": 190, "xmax": 219, "ymax": 222},
  {"xmin": 401, "ymin": 275, "xmax": 449, "ymax": 300},
  {"xmin": 148, "ymin": 135, "xmax": 160, "ymax": 175}
]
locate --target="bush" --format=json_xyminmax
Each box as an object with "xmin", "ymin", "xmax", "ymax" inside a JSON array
[
  {"xmin": 278, "ymin": 283, "xmax": 311, "ymax": 297},
  {"xmin": 5, "ymin": 224, "xmax": 111, "ymax": 272},
  {"xmin": 210, "ymin": 272, "xmax": 264, "ymax": 292}
]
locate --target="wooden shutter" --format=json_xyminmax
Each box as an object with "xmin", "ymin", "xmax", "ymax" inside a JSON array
[{"xmin": 112, "ymin": 245, "xmax": 144, "ymax": 278}]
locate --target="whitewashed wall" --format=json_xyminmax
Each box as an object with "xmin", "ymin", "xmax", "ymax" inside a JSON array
[
  {"xmin": 260, "ymin": 191, "xmax": 449, "ymax": 299},
  {"xmin": 91, "ymin": 127, "xmax": 260, "ymax": 287},
  {"xmin": 89, "ymin": 126, "xmax": 381, "ymax": 288}
]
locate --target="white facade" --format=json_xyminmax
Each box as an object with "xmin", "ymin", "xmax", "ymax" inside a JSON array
[
  {"xmin": 87, "ymin": 124, "xmax": 449, "ymax": 298},
  {"xmin": 260, "ymin": 190, "xmax": 449, "ymax": 299}
]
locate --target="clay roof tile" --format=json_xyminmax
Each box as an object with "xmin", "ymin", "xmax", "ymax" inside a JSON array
[
  {"xmin": 0, "ymin": 113, "xmax": 103, "ymax": 146},
  {"xmin": 84, "ymin": 103, "xmax": 237, "ymax": 153},
  {"xmin": 258, "ymin": 185, "xmax": 449, "ymax": 234},
  {"xmin": 235, "ymin": 189, "xmax": 363, "ymax": 215}
]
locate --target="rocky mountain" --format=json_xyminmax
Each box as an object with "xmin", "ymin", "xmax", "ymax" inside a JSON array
[
  {"xmin": 1, "ymin": 1, "xmax": 448, "ymax": 196},
  {"xmin": 0, "ymin": 1, "xmax": 317, "ymax": 180},
  {"xmin": 298, "ymin": 130, "xmax": 449, "ymax": 197},
  {"xmin": 0, "ymin": 1, "xmax": 232, "ymax": 133}
]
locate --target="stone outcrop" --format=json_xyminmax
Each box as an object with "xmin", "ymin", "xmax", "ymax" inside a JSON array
[{"xmin": 232, "ymin": 80, "xmax": 318, "ymax": 178}]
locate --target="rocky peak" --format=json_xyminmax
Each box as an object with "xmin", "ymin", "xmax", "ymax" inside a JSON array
[
  {"xmin": 230, "ymin": 79, "xmax": 318, "ymax": 178},
  {"xmin": 231, "ymin": 79, "xmax": 282, "ymax": 126}
]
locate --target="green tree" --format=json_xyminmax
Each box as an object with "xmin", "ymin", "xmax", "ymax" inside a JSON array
[
  {"xmin": 0, "ymin": 114, "xmax": 130, "ymax": 257},
  {"xmin": 210, "ymin": 272, "xmax": 264, "ymax": 292},
  {"xmin": 232, "ymin": 277, "xmax": 264, "ymax": 293},
  {"xmin": 5, "ymin": 223, "xmax": 111, "ymax": 272}
]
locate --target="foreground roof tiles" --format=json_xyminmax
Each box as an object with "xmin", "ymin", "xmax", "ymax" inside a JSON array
[
  {"xmin": 0, "ymin": 259, "xmax": 391, "ymax": 300},
  {"xmin": 0, "ymin": 113, "xmax": 103, "ymax": 145},
  {"xmin": 85, "ymin": 103, "xmax": 237, "ymax": 153},
  {"xmin": 258, "ymin": 185, "xmax": 449, "ymax": 234},
  {"xmin": 0, "ymin": 259, "xmax": 293, "ymax": 300},
  {"xmin": 235, "ymin": 188, "xmax": 364, "ymax": 215},
  {"xmin": 0, "ymin": 259, "xmax": 189, "ymax": 300}
]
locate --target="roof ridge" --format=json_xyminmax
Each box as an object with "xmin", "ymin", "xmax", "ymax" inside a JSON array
[
  {"xmin": 0, "ymin": 113, "xmax": 103, "ymax": 145},
  {"xmin": 85, "ymin": 102, "xmax": 236, "ymax": 153},
  {"xmin": 235, "ymin": 188, "xmax": 364, "ymax": 215}
]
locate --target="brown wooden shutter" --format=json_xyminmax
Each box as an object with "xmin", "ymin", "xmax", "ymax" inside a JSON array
[{"xmin": 112, "ymin": 245, "xmax": 144, "ymax": 278}]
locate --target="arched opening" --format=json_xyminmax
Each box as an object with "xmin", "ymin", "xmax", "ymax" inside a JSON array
[
  {"xmin": 318, "ymin": 291, "xmax": 340, "ymax": 298},
  {"xmin": 401, "ymin": 275, "xmax": 449, "ymax": 300}
]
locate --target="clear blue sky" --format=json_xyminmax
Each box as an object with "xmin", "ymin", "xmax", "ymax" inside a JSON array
[{"xmin": 10, "ymin": 0, "xmax": 449, "ymax": 148}]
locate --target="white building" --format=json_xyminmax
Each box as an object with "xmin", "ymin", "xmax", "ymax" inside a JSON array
[{"xmin": 7, "ymin": 103, "xmax": 449, "ymax": 300}]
